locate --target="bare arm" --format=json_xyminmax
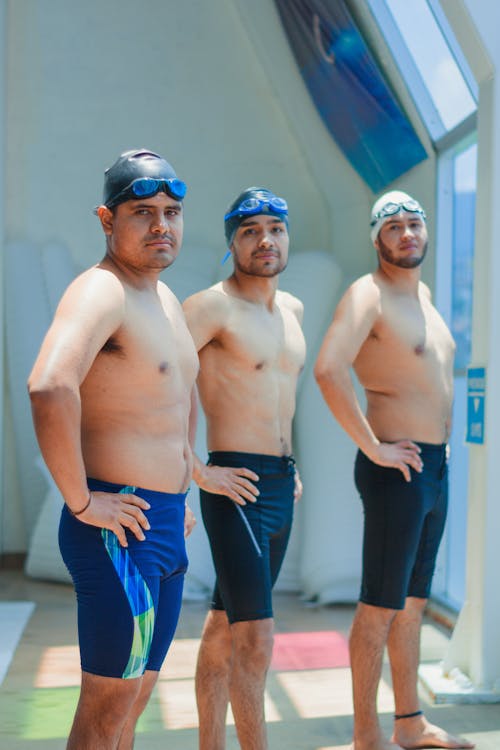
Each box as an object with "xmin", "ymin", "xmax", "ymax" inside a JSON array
[
  {"xmin": 28, "ymin": 269, "xmax": 150, "ymax": 544},
  {"xmin": 314, "ymin": 277, "xmax": 422, "ymax": 481}
]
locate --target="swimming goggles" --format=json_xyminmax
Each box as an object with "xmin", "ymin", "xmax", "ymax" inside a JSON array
[
  {"xmin": 106, "ymin": 176, "xmax": 187, "ymax": 207},
  {"xmin": 370, "ymin": 199, "xmax": 426, "ymax": 226},
  {"xmin": 224, "ymin": 195, "xmax": 288, "ymax": 222}
]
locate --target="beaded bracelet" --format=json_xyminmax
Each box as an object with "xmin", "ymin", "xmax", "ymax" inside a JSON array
[{"xmin": 69, "ymin": 491, "xmax": 92, "ymax": 517}]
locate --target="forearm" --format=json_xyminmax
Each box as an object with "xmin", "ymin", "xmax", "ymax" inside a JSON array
[
  {"xmin": 315, "ymin": 367, "xmax": 380, "ymax": 459},
  {"xmin": 29, "ymin": 387, "xmax": 89, "ymax": 512}
]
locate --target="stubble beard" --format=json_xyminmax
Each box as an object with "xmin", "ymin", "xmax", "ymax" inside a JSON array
[
  {"xmin": 377, "ymin": 237, "xmax": 428, "ymax": 269},
  {"xmin": 234, "ymin": 255, "xmax": 287, "ymax": 278}
]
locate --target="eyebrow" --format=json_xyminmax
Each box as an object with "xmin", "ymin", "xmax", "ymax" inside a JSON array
[{"xmin": 239, "ymin": 217, "xmax": 284, "ymax": 227}]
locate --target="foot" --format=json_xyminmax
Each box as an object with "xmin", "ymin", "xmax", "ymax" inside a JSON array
[
  {"xmin": 392, "ymin": 714, "xmax": 475, "ymax": 749},
  {"xmin": 352, "ymin": 730, "xmax": 403, "ymax": 750}
]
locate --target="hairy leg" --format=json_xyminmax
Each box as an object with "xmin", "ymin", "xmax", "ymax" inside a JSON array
[
  {"xmin": 117, "ymin": 670, "xmax": 159, "ymax": 750},
  {"xmin": 196, "ymin": 610, "xmax": 233, "ymax": 750},
  {"xmin": 349, "ymin": 602, "xmax": 402, "ymax": 750},
  {"xmin": 389, "ymin": 597, "xmax": 474, "ymax": 750},
  {"xmin": 229, "ymin": 618, "xmax": 274, "ymax": 750},
  {"xmin": 67, "ymin": 671, "xmax": 142, "ymax": 750}
]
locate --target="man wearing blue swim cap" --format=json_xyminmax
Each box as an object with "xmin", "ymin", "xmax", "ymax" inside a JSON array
[
  {"xmin": 29, "ymin": 148, "xmax": 197, "ymax": 749},
  {"xmin": 183, "ymin": 186, "xmax": 305, "ymax": 750},
  {"xmin": 315, "ymin": 191, "xmax": 473, "ymax": 750}
]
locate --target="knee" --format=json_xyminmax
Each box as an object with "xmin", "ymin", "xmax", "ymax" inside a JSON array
[{"xmin": 232, "ymin": 622, "xmax": 274, "ymax": 671}]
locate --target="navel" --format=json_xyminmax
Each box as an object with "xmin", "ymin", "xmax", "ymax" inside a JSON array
[
  {"xmin": 159, "ymin": 361, "xmax": 170, "ymax": 374},
  {"xmin": 255, "ymin": 362, "xmax": 265, "ymax": 370},
  {"xmin": 414, "ymin": 343, "xmax": 425, "ymax": 356}
]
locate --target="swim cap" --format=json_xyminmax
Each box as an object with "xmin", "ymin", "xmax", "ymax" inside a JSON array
[
  {"xmin": 370, "ymin": 190, "xmax": 426, "ymax": 244},
  {"xmin": 224, "ymin": 187, "xmax": 289, "ymax": 247},
  {"xmin": 102, "ymin": 149, "xmax": 186, "ymax": 208}
]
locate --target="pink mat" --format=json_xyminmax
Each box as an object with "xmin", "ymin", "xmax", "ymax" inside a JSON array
[{"xmin": 271, "ymin": 630, "xmax": 350, "ymax": 671}]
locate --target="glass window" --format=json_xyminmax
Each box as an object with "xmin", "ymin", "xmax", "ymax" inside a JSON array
[
  {"xmin": 451, "ymin": 143, "xmax": 477, "ymax": 372},
  {"xmin": 366, "ymin": 0, "xmax": 477, "ymax": 137}
]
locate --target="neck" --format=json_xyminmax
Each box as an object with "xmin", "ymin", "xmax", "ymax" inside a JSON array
[
  {"xmin": 228, "ymin": 270, "xmax": 279, "ymax": 309},
  {"xmin": 376, "ymin": 261, "xmax": 422, "ymax": 294},
  {"xmin": 102, "ymin": 253, "xmax": 162, "ymax": 291}
]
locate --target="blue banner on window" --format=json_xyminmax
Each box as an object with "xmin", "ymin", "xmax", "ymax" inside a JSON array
[{"xmin": 274, "ymin": 0, "xmax": 427, "ymax": 191}]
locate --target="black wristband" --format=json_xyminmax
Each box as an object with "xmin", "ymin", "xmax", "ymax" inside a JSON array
[
  {"xmin": 394, "ymin": 710, "xmax": 423, "ymax": 720},
  {"xmin": 69, "ymin": 491, "xmax": 92, "ymax": 517}
]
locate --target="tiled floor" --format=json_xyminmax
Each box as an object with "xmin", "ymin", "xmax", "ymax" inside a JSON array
[{"xmin": 1, "ymin": 569, "xmax": 499, "ymax": 749}]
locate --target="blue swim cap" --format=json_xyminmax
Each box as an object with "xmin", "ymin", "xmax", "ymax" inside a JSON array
[{"xmin": 224, "ymin": 187, "xmax": 289, "ymax": 247}]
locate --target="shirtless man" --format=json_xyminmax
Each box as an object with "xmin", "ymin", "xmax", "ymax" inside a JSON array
[
  {"xmin": 183, "ymin": 187, "xmax": 306, "ymax": 750},
  {"xmin": 315, "ymin": 191, "xmax": 474, "ymax": 750},
  {"xmin": 28, "ymin": 149, "xmax": 198, "ymax": 750}
]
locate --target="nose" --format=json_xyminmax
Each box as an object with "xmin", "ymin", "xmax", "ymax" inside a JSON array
[
  {"xmin": 151, "ymin": 212, "xmax": 170, "ymax": 233},
  {"xmin": 258, "ymin": 232, "xmax": 274, "ymax": 248}
]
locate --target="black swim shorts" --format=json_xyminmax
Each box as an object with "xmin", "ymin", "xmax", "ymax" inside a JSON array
[
  {"xmin": 354, "ymin": 443, "xmax": 448, "ymax": 610},
  {"xmin": 200, "ymin": 451, "xmax": 295, "ymax": 624}
]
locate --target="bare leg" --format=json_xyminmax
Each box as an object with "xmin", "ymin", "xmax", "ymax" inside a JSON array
[
  {"xmin": 229, "ymin": 618, "xmax": 274, "ymax": 750},
  {"xmin": 349, "ymin": 602, "xmax": 402, "ymax": 750},
  {"xmin": 389, "ymin": 597, "xmax": 475, "ymax": 750},
  {"xmin": 196, "ymin": 610, "xmax": 233, "ymax": 750},
  {"xmin": 117, "ymin": 670, "xmax": 159, "ymax": 750},
  {"xmin": 67, "ymin": 671, "xmax": 142, "ymax": 749}
]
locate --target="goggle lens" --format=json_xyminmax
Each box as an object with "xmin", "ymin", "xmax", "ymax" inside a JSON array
[
  {"xmin": 224, "ymin": 195, "xmax": 288, "ymax": 222},
  {"xmin": 131, "ymin": 177, "xmax": 187, "ymax": 200}
]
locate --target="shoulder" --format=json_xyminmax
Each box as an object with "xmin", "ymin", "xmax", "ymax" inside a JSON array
[
  {"xmin": 183, "ymin": 283, "xmax": 231, "ymax": 318},
  {"xmin": 276, "ymin": 289, "xmax": 304, "ymax": 322},
  {"xmin": 341, "ymin": 273, "xmax": 382, "ymax": 310},
  {"xmin": 56, "ymin": 265, "xmax": 126, "ymax": 317}
]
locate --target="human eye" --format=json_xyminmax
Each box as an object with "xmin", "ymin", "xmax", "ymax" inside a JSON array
[{"xmin": 272, "ymin": 225, "xmax": 284, "ymax": 234}]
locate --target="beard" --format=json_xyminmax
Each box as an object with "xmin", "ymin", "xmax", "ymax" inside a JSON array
[
  {"xmin": 378, "ymin": 237, "xmax": 428, "ymax": 269},
  {"xmin": 233, "ymin": 254, "xmax": 287, "ymax": 278}
]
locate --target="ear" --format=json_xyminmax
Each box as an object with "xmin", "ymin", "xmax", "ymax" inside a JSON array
[{"xmin": 96, "ymin": 205, "xmax": 114, "ymax": 236}]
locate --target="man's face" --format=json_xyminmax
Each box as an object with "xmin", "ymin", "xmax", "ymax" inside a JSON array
[
  {"xmin": 376, "ymin": 212, "xmax": 428, "ymax": 269},
  {"xmin": 98, "ymin": 192, "xmax": 184, "ymax": 272},
  {"xmin": 231, "ymin": 214, "xmax": 289, "ymax": 278}
]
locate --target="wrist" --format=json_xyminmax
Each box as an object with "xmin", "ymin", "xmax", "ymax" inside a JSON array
[{"xmin": 68, "ymin": 491, "xmax": 92, "ymax": 517}]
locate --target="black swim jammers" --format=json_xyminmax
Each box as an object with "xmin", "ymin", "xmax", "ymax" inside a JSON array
[
  {"xmin": 354, "ymin": 443, "xmax": 448, "ymax": 610},
  {"xmin": 200, "ymin": 451, "xmax": 295, "ymax": 624}
]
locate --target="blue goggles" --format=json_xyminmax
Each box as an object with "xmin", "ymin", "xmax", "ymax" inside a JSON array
[
  {"xmin": 106, "ymin": 176, "xmax": 187, "ymax": 208},
  {"xmin": 224, "ymin": 195, "xmax": 288, "ymax": 222},
  {"xmin": 370, "ymin": 199, "xmax": 426, "ymax": 226}
]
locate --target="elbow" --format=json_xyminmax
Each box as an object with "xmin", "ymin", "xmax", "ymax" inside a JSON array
[{"xmin": 314, "ymin": 360, "xmax": 333, "ymax": 387}]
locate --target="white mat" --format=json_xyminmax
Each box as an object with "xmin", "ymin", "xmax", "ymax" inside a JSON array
[{"xmin": 0, "ymin": 602, "xmax": 35, "ymax": 685}]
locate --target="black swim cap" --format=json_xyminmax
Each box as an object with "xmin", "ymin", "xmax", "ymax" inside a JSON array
[
  {"xmin": 224, "ymin": 186, "xmax": 289, "ymax": 247},
  {"xmin": 102, "ymin": 149, "xmax": 184, "ymax": 208}
]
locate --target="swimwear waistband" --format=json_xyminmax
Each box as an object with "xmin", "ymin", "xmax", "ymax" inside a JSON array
[
  {"xmin": 86, "ymin": 477, "xmax": 187, "ymax": 503},
  {"xmin": 208, "ymin": 451, "xmax": 295, "ymax": 473}
]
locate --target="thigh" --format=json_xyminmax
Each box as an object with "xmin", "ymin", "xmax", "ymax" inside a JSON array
[
  {"xmin": 146, "ymin": 574, "xmax": 184, "ymax": 671},
  {"xmin": 354, "ymin": 451, "xmax": 428, "ymax": 610},
  {"xmin": 59, "ymin": 508, "xmax": 156, "ymax": 679},
  {"xmin": 408, "ymin": 468, "xmax": 448, "ymax": 598},
  {"xmin": 201, "ymin": 489, "xmax": 273, "ymax": 623}
]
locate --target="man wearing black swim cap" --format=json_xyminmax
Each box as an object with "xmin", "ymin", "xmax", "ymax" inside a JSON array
[
  {"xmin": 184, "ymin": 187, "xmax": 306, "ymax": 750},
  {"xmin": 29, "ymin": 149, "xmax": 197, "ymax": 749},
  {"xmin": 315, "ymin": 191, "xmax": 473, "ymax": 750}
]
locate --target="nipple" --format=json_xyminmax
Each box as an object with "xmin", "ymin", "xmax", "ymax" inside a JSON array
[{"xmin": 414, "ymin": 343, "xmax": 425, "ymax": 356}]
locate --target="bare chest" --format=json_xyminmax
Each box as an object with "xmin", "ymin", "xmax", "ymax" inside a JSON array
[
  {"xmin": 216, "ymin": 305, "xmax": 306, "ymax": 374},
  {"xmin": 357, "ymin": 295, "xmax": 455, "ymax": 378},
  {"xmin": 95, "ymin": 295, "xmax": 198, "ymax": 386}
]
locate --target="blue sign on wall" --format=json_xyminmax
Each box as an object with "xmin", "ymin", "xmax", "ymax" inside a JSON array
[{"xmin": 466, "ymin": 366, "xmax": 486, "ymax": 444}]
